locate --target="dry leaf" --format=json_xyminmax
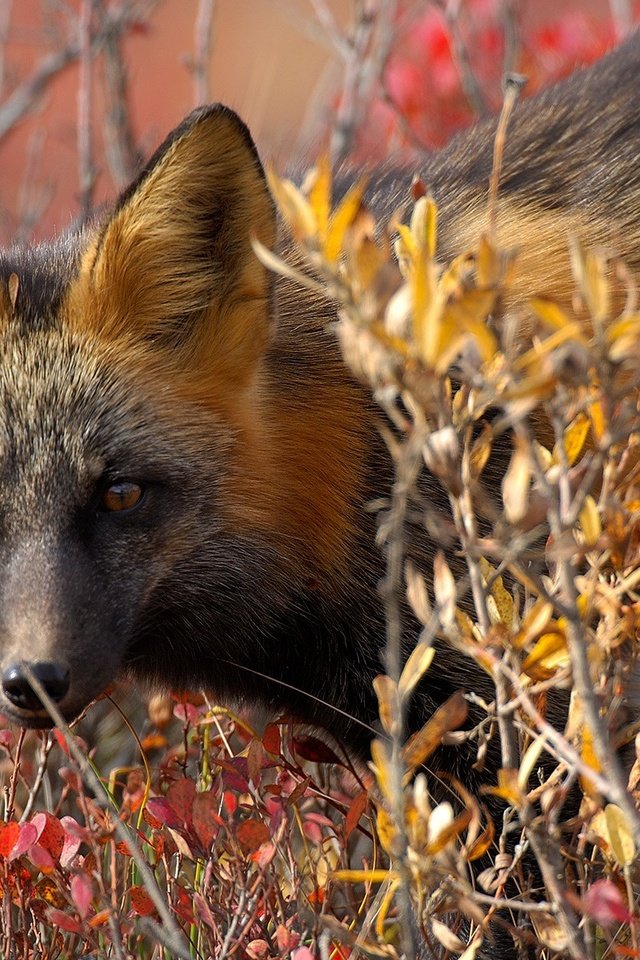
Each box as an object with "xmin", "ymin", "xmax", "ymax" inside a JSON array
[{"xmin": 502, "ymin": 439, "xmax": 530, "ymax": 524}]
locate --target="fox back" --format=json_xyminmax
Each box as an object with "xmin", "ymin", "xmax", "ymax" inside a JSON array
[{"xmin": 0, "ymin": 35, "xmax": 639, "ymax": 764}]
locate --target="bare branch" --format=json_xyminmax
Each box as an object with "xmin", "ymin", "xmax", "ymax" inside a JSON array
[
  {"xmin": 0, "ymin": 42, "xmax": 79, "ymax": 144},
  {"xmin": 77, "ymin": 0, "xmax": 96, "ymax": 223},
  {"xmin": 192, "ymin": 0, "xmax": 216, "ymax": 106},
  {"xmin": 99, "ymin": 1, "xmax": 142, "ymax": 188}
]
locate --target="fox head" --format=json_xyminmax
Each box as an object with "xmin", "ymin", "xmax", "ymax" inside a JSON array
[{"xmin": 0, "ymin": 105, "xmax": 370, "ymax": 732}]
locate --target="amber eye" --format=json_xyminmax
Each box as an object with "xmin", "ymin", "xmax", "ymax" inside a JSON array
[{"xmin": 100, "ymin": 480, "xmax": 145, "ymax": 513}]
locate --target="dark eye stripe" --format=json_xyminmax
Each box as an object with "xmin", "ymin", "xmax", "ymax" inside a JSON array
[{"xmin": 101, "ymin": 481, "xmax": 144, "ymax": 513}]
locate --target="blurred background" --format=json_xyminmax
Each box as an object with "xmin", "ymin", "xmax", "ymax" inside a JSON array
[{"xmin": 0, "ymin": 0, "xmax": 637, "ymax": 244}]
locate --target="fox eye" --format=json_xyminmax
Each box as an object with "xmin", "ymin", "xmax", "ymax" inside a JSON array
[{"xmin": 100, "ymin": 480, "xmax": 145, "ymax": 513}]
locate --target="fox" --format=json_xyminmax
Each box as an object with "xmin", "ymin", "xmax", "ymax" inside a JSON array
[{"xmin": 0, "ymin": 35, "xmax": 639, "ymax": 779}]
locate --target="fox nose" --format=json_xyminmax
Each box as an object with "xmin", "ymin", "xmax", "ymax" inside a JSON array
[{"xmin": 2, "ymin": 662, "xmax": 70, "ymax": 712}]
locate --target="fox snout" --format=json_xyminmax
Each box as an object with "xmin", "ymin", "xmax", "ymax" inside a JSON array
[
  {"xmin": 2, "ymin": 661, "xmax": 70, "ymax": 716},
  {"xmin": 0, "ymin": 538, "xmax": 128, "ymax": 727}
]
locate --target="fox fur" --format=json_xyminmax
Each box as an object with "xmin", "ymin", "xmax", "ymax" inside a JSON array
[{"xmin": 0, "ymin": 35, "xmax": 639, "ymax": 777}]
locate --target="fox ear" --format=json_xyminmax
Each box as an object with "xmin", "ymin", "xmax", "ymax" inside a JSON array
[{"xmin": 72, "ymin": 105, "xmax": 276, "ymax": 379}]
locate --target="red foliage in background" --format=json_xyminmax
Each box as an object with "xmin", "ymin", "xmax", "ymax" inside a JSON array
[{"xmin": 354, "ymin": 0, "xmax": 629, "ymax": 161}]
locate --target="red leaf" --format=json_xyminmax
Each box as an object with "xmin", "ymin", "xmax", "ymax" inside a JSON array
[
  {"xmin": 166, "ymin": 778, "xmax": 196, "ymax": 826},
  {"xmin": 173, "ymin": 885, "xmax": 194, "ymax": 924},
  {"xmin": 292, "ymin": 948, "xmax": 316, "ymax": 960},
  {"xmin": 48, "ymin": 908, "xmax": 82, "ymax": 933},
  {"xmin": 173, "ymin": 701, "xmax": 201, "ymax": 724},
  {"xmin": 130, "ymin": 885, "xmax": 156, "ymax": 917},
  {"xmin": 142, "ymin": 806, "xmax": 163, "ymax": 830},
  {"xmin": 192, "ymin": 791, "xmax": 221, "ymax": 850},
  {"xmin": 53, "ymin": 729, "xmax": 71, "ymax": 756},
  {"xmin": 9, "ymin": 822, "xmax": 38, "ymax": 861},
  {"xmin": 29, "ymin": 843, "xmax": 56, "ymax": 871},
  {"xmin": 71, "ymin": 873, "xmax": 93, "ymax": 919},
  {"xmin": 276, "ymin": 925, "xmax": 300, "ymax": 954},
  {"xmin": 247, "ymin": 940, "xmax": 269, "ymax": 959},
  {"xmin": 583, "ymin": 879, "xmax": 633, "ymax": 927},
  {"xmin": 32, "ymin": 812, "xmax": 65, "ymax": 860},
  {"xmin": 193, "ymin": 892, "xmax": 216, "ymax": 931},
  {"xmin": 292, "ymin": 735, "xmax": 342, "ymax": 765},
  {"xmin": 219, "ymin": 758, "xmax": 249, "ymax": 793},
  {"xmin": 0, "ymin": 821, "xmax": 20, "ymax": 858},
  {"xmin": 250, "ymin": 840, "xmax": 276, "ymax": 867},
  {"xmin": 145, "ymin": 797, "xmax": 183, "ymax": 830},
  {"xmin": 247, "ymin": 738, "xmax": 264, "ymax": 785},
  {"xmin": 345, "ymin": 790, "xmax": 368, "ymax": 841},
  {"xmin": 262, "ymin": 723, "xmax": 281, "ymax": 755},
  {"xmin": 236, "ymin": 818, "xmax": 270, "ymax": 854},
  {"xmin": 59, "ymin": 817, "xmax": 84, "ymax": 868}
]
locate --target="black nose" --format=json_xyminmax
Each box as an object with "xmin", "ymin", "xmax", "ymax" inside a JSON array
[{"xmin": 2, "ymin": 662, "xmax": 70, "ymax": 712}]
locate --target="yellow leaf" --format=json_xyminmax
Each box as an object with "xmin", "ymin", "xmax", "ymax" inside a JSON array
[
  {"xmin": 332, "ymin": 869, "xmax": 395, "ymax": 884},
  {"xmin": 529, "ymin": 297, "xmax": 575, "ymax": 333},
  {"xmin": 370, "ymin": 738, "xmax": 393, "ymax": 805},
  {"xmin": 522, "ymin": 631, "xmax": 568, "ymax": 681},
  {"xmin": 441, "ymin": 290, "xmax": 497, "ymax": 364},
  {"xmin": 570, "ymin": 239, "xmax": 610, "ymax": 323},
  {"xmin": 426, "ymin": 803, "xmax": 472, "ymax": 854},
  {"xmin": 325, "ymin": 178, "xmax": 367, "ymax": 264},
  {"xmin": 402, "ymin": 690, "xmax": 468, "ymax": 773},
  {"xmin": 552, "ymin": 412, "xmax": 590, "ymax": 467},
  {"xmin": 306, "ymin": 155, "xmax": 331, "ymax": 243},
  {"xmin": 431, "ymin": 918, "xmax": 467, "ymax": 953},
  {"xmin": 470, "ymin": 423, "xmax": 493, "ymax": 478},
  {"xmin": 513, "ymin": 599, "xmax": 553, "ymax": 650},
  {"xmin": 415, "ymin": 268, "xmax": 443, "ymax": 367},
  {"xmin": 405, "ymin": 561, "xmax": 431, "ymax": 625},
  {"xmin": 396, "ymin": 223, "xmax": 416, "ymax": 262},
  {"xmin": 399, "ymin": 642, "xmax": 435, "ymax": 701},
  {"xmin": 580, "ymin": 723, "xmax": 601, "ymax": 797},
  {"xmin": 375, "ymin": 873, "xmax": 401, "ymax": 941},
  {"xmin": 480, "ymin": 558, "xmax": 515, "ymax": 629},
  {"xmin": 433, "ymin": 551, "xmax": 457, "ymax": 629},
  {"xmin": 485, "ymin": 767, "xmax": 521, "ymax": 806},
  {"xmin": 376, "ymin": 805, "xmax": 399, "ymax": 857},
  {"xmin": 514, "ymin": 321, "xmax": 585, "ymax": 373},
  {"xmin": 266, "ymin": 171, "xmax": 316, "ymax": 240},
  {"xmin": 518, "ymin": 735, "xmax": 547, "ymax": 791},
  {"xmin": 502, "ymin": 440, "xmax": 530, "ymax": 525},
  {"xmin": 410, "ymin": 194, "xmax": 437, "ymax": 257},
  {"xmin": 476, "ymin": 233, "xmax": 500, "ymax": 287},
  {"xmin": 373, "ymin": 675, "xmax": 399, "ymax": 737},
  {"xmin": 534, "ymin": 441, "xmax": 553, "ymax": 471},
  {"xmin": 579, "ymin": 495, "xmax": 601, "ymax": 546},
  {"xmin": 604, "ymin": 803, "xmax": 636, "ymax": 867},
  {"xmin": 588, "ymin": 397, "xmax": 606, "ymax": 442},
  {"xmin": 353, "ymin": 235, "xmax": 383, "ymax": 290}
]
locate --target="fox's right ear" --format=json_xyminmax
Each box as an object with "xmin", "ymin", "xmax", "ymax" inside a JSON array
[{"xmin": 69, "ymin": 105, "xmax": 277, "ymax": 384}]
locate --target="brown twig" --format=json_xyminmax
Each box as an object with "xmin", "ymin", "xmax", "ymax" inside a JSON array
[
  {"xmin": 77, "ymin": 0, "xmax": 96, "ymax": 223},
  {"xmin": 499, "ymin": 0, "xmax": 521, "ymax": 78},
  {"xmin": 435, "ymin": 0, "xmax": 489, "ymax": 117},
  {"xmin": 0, "ymin": 42, "xmax": 79, "ymax": 143},
  {"xmin": 192, "ymin": 0, "xmax": 216, "ymax": 107},
  {"xmin": 330, "ymin": 0, "xmax": 398, "ymax": 167},
  {"xmin": 99, "ymin": 0, "xmax": 142, "ymax": 188}
]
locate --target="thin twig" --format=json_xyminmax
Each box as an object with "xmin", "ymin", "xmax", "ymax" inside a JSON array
[
  {"xmin": 330, "ymin": 0, "xmax": 398, "ymax": 166},
  {"xmin": 99, "ymin": 0, "xmax": 142, "ymax": 188},
  {"xmin": 77, "ymin": 0, "xmax": 96, "ymax": 223},
  {"xmin": 192, "ymin": 0, "xmax": 216, "ymax": 106}
]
